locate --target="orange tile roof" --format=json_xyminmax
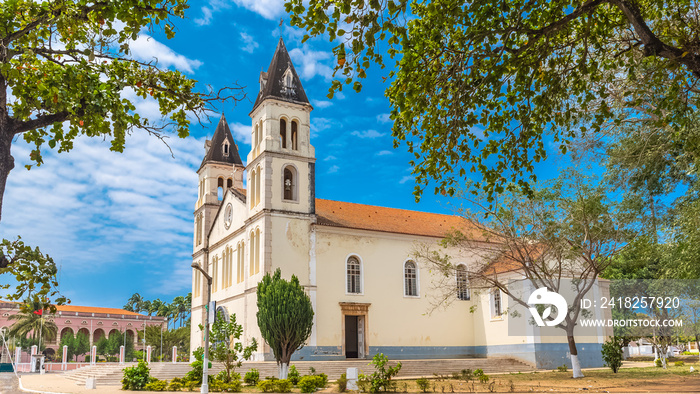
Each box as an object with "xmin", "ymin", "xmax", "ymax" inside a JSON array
[
  {"xmin": 315, "ymin": 199, "xmax": 478, "ymax": 238},
  {"xmin": 0, "ymin": 301, "xmax": 147, "ymax": 316},
  {"xmin": 54, "ymin": 305, "xmax": 144, "ymax": 316}
]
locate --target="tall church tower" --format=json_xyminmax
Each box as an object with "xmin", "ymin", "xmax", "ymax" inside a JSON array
[
  {"xmin": 247, "ymin": 38, "xmax": 315, "ymax": 217},
  {"xmin": 193, "ymin": 115, "xmax": 245, "ymax": 254}
]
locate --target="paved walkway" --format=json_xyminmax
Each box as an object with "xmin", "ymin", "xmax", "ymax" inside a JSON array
[{"xmin": 0, "ymin": 372, "xmax": 21, "ymax": 394}]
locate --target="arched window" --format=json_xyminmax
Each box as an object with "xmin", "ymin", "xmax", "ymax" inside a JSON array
[
  {"xmin": 236, "ymin": 242, "xmax": 243, "ymax": 284},
  {"xmin": 250, "ymin": 169, "xmax": 256, "ymax": 208},
  {"xmin": 456, "ymin": 264, "xmax": 470, "ymax": 300},
  {"xmin": 217, "ymin": 177, "xmax": 224, "ymax": 200},
  {"xmin": 280, "ymin": 119, "xmax": 287, "ymax": 149},
  {"xmin": 223, "ymin": 141, "xmax": 230, "ymax": 157},
  {"xmin": 404, "ymin": 261, "xmax": 418, "ymax": 297},
  {"xmin": 212, "ymin": 255, "xmax": 219, "ymax": 292},
  {"xmin": 248, "ymin": 230, "xmax": 257, "ymax": 276},
  {"xmin": 227, "ymin": 178, "xmax": 233, "ymax": 189},
  {"xmin": 255, "ymin": 228, "xmax": 261, "ymax": 274},
  {"xmin": 346, "ymin": 256, "xmax": 362, "ymax": 294},
  {"xmin": 255, "ymin": 165, "xmax": 261, "ymax": 206},
  {"xmin": 283, "ymin": 166, "xmax": 296, "ymax": 201},
  {"xmin": 253, "ymin": 124, "xmax": 259, "ymax": 155},
  {"xmin": 291, "ymin": 121, "xmax": 298, "ymax": 150}
]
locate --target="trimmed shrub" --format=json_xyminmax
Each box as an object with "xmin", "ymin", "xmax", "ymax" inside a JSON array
[
  {"xmin": 274, "ymin": 379, "xmax": 293, "ymax": 393},
  {"xmin": 168, "ymin": 381, "xmax": 184, "ymax": 391},
  {"xmin": 675, "ymin": 361, "xmax": 685, "ymax": 367},
  {"xmin": 257, "ymin": 379, "xmax": 276, "ymax": 393},
  {"xmin": 144, "ymin": 379, "xmax": 168, "ymax": 391},
  {"xmin": 186, "ymin": 381, "xmax": 200, "ymax": 391},
  {"xmin": 299, "ymin": 376, "xmax": 318, "ymax": 393},
  {"xmin": 224, "ymin": 379, "xmax": 243, "ymax": 392},
  {"xmin": 601, "ymin": 337, "xmax": 624, "ymax": 373},
  {"xmin": 244, "ymin": 369, "xmax": 260, "ymax": 385},
  {"xmin": 556, "ymin": 364, "xmax": 568, "ymax": 372}
]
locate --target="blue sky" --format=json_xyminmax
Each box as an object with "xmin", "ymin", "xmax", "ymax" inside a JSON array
[{"xmin": 1, "ymin": 0, "xmax": 569, "ymax": 310}]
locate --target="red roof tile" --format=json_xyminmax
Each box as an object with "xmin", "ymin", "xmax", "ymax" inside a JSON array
[{"xmin": 315, "ymin": 199, "xmax": 477, "ymax": 238}]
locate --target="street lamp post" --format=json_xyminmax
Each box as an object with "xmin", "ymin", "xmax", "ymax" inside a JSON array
[{"xmin": 192, "ymin": 262, "xmax": 212, "ymax": 394}]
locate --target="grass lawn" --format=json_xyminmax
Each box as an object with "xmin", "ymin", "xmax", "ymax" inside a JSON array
[{"xmin": 314, "ymin": 362, "xmax": 700, "ymax": 393}]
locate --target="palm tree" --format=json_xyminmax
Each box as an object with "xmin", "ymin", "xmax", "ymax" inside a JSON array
[
  {"xmin": 184, "ymin": 292, "xmax": 192, "ymax": 327},
  {"xmin": 172, "ymin": 296, "xmax": 186, "ymax": 328},
  {"xmin": 150, "ymin": 299, "xmax": 164, "ymax": 317},
  {"xmin": 142, "ymin": 300, "xmax": 152, "ymax": 316},
  {"xmin": 126, "ymin": 293, "xmax": 144, "ymax": 314},
  {"xmin": 8, "ymin": 311, "xmax": 58, "ymax": 345}
]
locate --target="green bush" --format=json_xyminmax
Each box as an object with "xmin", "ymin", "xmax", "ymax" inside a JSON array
[
  {"xmin": 187, "ymin": 381, "xmax": 200, "ymax": 391},
  {"xmin": 363, "ymin": 353, "xmax": 402, "ymax": 393},
  {"xmin": 337, "ymin": 373, "xmax": 348, "ymax": 392},
  {"xmin": 257, "ymin": 380, "xmax": 276, "ymax": 393},
  {"xmin": 121, "ymin": 360, "xmax": 151, "ymax": 390},
  {"xmin": 675, "ymin": 361, "xmax": 685, "ymax": 367},
  {"xmin": 288, "ymin": 365, "xmax": 301, "ymax": 385},
  {"xmin": 601, "ymin": 337, "xmax": 624, "ymax": 373},
  {"xmin": 168, "ymin": 381, "xmax": 184, "ymax": 391},
  {"xmin": 416, "ymin": 378, "xmax": 430, "ymax": 393},
  {"xmin": 474, "ymin": 369, "xmax": 489, "ymax": 384},
  {"xmin": 275, "ymin": 379, "xmax": 293, "ymax": 393},
  {"xmin": 224, "ymin": 379, "xmax": 243, "ymax": 392},
  {"xmin": 298, "ymin": 376, "xmax": 318, "ymax": 393},
  {"xmin": 556, "ymin": 364, "xmax": 568, "ymax": 372},
  {"xmin": 655, "ymin": 358, "xmax": 663, "ymax": 367},
  {"xmin": 143, "ymin": 379, "xmax": 168, "ymax": 391},
  {"xmin": 244, "ymin": 369, "xmax": 260, "ymax": 385}
]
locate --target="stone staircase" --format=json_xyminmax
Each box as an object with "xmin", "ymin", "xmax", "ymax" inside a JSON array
[{"xmin": 64, "ymin": 358, "xmax": 534, "ymax": 387}]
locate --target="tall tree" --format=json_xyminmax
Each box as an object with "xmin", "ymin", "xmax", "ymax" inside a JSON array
[
  {"xmin": 0, "ymin": 0, "xmax": 242, "ymax": 221},
  {"xmin": 256, "ymin": 268, "xmax": 314, "ymax": 379},
  {"xmin": 0, "ymin": 238, "xmax": 66, "ymax": 306},
  {"xmin": 415, "ymin": 171, "xmax": 628, "ymax": 378},
  {"xmin": 125, "ymin": 293, "xmax": 144, "ymax": 314},
  {"xmin": 286, "ymin": 0, "xmax": 700, "ymax": 201}
]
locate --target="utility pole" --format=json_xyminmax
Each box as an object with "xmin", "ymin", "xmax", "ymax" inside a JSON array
[{"xmin": 192, "ymin": 262, "xmax": 212, "ymax": 394}]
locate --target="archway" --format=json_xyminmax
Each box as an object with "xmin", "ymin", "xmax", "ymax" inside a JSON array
[
  {"xmin": 77, "ymin": 327, "xmax": 90, "ymax": 339},
  {"xmin": 60, "ymin": 327, "xmax": 74, "ymax": 340},
  {"xmin": 92, "ymin": 328, "xmax": 105, "ymax": 343}
]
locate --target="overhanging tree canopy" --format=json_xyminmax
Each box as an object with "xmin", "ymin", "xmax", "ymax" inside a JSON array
[
  {"xmin": 0, "ymin": 0, "xmax": 242, "ymax": 220},
  {"xmin": 286, "ymin": 0, "xmax": 700, "ymax": 200}
]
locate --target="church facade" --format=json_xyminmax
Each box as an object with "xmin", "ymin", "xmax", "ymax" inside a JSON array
[{"xmin": 190, "ymin": 39, "xmax": 609, "ymax": 369}]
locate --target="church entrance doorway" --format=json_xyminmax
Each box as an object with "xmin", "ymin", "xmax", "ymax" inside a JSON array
[{"xmin": 339, "ymin": 302, "xmax": 369, "ymax": 359}]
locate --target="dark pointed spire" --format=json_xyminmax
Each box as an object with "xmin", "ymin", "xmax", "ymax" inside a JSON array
[
  {"xmin": 200, "ymin": 114, "xmax": 243, "ymax": 169},
  {"xmin": 252, "ymin": 38, "xmax": 309, "ymax": 112}
]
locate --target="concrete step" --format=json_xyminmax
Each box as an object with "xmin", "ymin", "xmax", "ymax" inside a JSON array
[{"xmin": 67, "ymin": 358, "xmax": 535, "ymax": 386}]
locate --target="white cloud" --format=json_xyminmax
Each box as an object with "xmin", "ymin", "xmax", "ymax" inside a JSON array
[
  {"xmin": 233, "ymin": 0, "xmax": 285, "ymax": 20},
  {"xmin": 399, "ymin": 175, "xmax": 414, "ymax": 184},
  {"xmin": 195, "ymin": 6, "xmax": 214, "ymax": 26},
  {"xmin": 376, "ymin": 113, "xmax": 391, "ymax": 124},
  {"xmin": 240, "ymin": 32, "xmax": 259, "ymax": 54},
  {"xmin": 311, "ymin": 99, "xmax": 332, "ymax": 109},
  {"xmin": 311, "ymin": 117, "xmax": 336, "ymax": 136},
  {"xmin": 351, "ymin": 129, "xmax": 385, "ymax": 139},
  {"xmin": 129, "ymin": 35, "xmax": 203, "ymax": 73},
  {"xmin": 327, "ymin": 165, "xmax": 339, "ymax": 174},
  {"xmin": 324, "ymin": 155, "xmax": 337, "ymax": 161},
  {"xmin": 196, "ymin": 0, "xmax": 284, "ymax": 24},
  {"xmin": 229, "ymin": 122, "xmax": 251, "ymax": 144},
  {"xmin": 376, "ymin": 150, "xmax": 393, "ymax": 156},
  {"xmin": 335, "ymin": 92, "xmax": 346, "ymax": 100},
  {"xmin": 289, "ymin": 46, "xmax": 333, "ymax": 81},
  {"xmin": 3, "ymin": 130, "xmax": 203, "ymax": 274}
]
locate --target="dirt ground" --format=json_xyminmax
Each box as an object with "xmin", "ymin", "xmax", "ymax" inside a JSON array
[{"xmin": 371, "ymin": 362, "xmax": 700, "ymax": 393}]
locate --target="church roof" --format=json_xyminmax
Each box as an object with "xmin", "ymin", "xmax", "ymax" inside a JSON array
[
  {"xmin": 315, "ymin": 199, "xmax": 480, "ymax": 239},
  {"xmin": 200, "ymin": 115, "xmax": 243, "ymax": 170},
  {"xmin": 252, "ymin": 38, "xmax": 310, "ymax": 112},
  {"xmin": 0, "ymin": 300, "xmax": 150, "ymax": 317}
]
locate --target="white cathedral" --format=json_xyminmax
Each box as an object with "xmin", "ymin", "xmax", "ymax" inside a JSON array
[{"xmin": 190, "ymin": 39, "xmax": 608, "ymax": 369}]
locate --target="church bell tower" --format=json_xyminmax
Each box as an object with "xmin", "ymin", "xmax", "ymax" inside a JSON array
[{"xmin": 246, "ymin": 38, "xmax": 315, "ymax": 216}]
